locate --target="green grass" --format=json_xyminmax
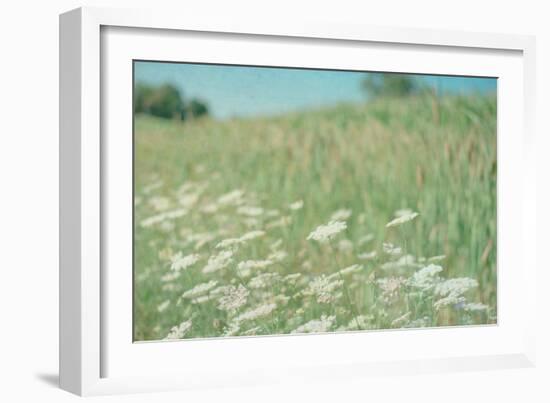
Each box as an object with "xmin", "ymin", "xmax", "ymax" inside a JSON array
[{"xmin": 133, "ymin": 93, "xmax": 497, "ymax": 341}]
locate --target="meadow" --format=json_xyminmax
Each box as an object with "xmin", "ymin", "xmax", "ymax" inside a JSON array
[{"xmin": 133, "ymin": 93, "xmax": 497, "ymax": 341}]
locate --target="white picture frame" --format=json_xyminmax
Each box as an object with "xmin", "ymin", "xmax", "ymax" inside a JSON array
[{"xmin": 59, "ymin": 6, "xmax": 537, "ymax": 396}]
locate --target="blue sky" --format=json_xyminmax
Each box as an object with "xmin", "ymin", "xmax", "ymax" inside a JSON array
[{"xmin": 134, "ymin": 61, "xmax": 496, "ymax": 120}]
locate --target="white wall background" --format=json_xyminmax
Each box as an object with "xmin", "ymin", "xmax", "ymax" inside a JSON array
[{"xmin": 0, "ymin": 1, "xmax": 548, "ymax": 401}]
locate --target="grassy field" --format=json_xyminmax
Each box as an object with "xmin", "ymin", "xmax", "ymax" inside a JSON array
[{"xmin": 133, "ymin": 93, "xmax": 497, "ymax": 341}]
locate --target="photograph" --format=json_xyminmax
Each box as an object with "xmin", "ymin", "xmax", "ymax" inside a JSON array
[{"xmin": 132, "ymin": 61, "xmax": 497, "ymax": 342}]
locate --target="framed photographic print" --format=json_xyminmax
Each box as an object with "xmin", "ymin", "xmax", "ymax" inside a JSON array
[{"xmin": 60, "ymin": 7, "xmax": 537, "ymax": 396}]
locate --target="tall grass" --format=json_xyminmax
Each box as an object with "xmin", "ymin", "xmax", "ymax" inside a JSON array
[{"xmin": 133, "ymin": 93, "xmax": 496, "ymax": 341}]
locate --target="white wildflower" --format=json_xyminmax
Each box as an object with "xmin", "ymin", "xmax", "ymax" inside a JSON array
[
  {"xmin": 164, "ymin": 319, "xmax": 192, "ymax": 340},
  {"xmin": 304, "ymin": 275, "xmax": 343, "ymax": 304},
  {"xmin": 187, "ymin": 232, "xmax": 217, "ymax": 250},
  {"xmin": 407, "ymin": 264, "xmax": 443, "ymax": 291},
  {"xmin": 215, "ymin": 237, "xmax": 242, "ymax": 249},
  {"xmin": 181, "ymin": 280, "xmax": 218, "ymax": 299},
  {"xmin": 170, "ymin": 252, "xmax": 200, "ymax": 272},
  {"xmin": 386, "ymin": 211, "xmax": 419, "ymax": 228},
  {"xmin": 383, "ymin": 242, "xmax": 402, "ymax": 256},
  {"xmin": 191, "ymin": 295, "xmax": 212, "ymax": 305},
  {"xmin": 267, "ymin": 250, "xmax": 287, "ymax": 262},
  {"xmin": 203, "ymin": 250, "xmax": 234, "ymax": 274},
  {"xmin": 178, "ymin": 193, "xmax": 199, "ymax": 208},
  {"xmin": 381, "ymin": 254, "xmax": 417, "ymax": 270},
  {"xmin": 210, "ymin": 285, "xmax": 233, "ymax": 297},
  {"xmin": 291, "ymin": 315, "xmax": 335, "ymax": 334},
  {"xmin": 149, "ymin": 196, "xmax": 171, "ymax": 211},
  {"xmin": 434, "ymin": 295, "xmax": 466, "ymax": 310},
  {"xmin": 217, "ymin": 189, "xmax": 245, "ymax": 206},
  {"xmin": 140, "ymin": 214, "xmax": 164, "ymax": 228},
  {"xmin": 284, "ymin": 273, "xmax": 302, "ymax": 284},
  {"xmin": 235, "ymin": 303, "xmax": 277, "ymax": 323},
  {"xmin": 157, "ymin": 300, "xmax": 170, "ymax": 313},
  {"xmin": 433, "ymin": 278, "xmax": 478, "ymax": 310},
  {"xmin": 428, "ymin": 255, "xmax": 446, "ymax": 262},
  {"xmin": 338, "ymin": 239, "xmax": 354, "ymax": 253},
  {"xmin": 266, "ymin": 216, "xmax": 292, "ymax": 229},
  {"xmin": 289, "ymin": 200, "xmax": 304, "ymax": 210},
  {"xmin": 217, "ymin": 284, "xmax": 249, "ymax": 311},
  {"xmin": 223, "ymin": 321, "xmax": 240, "ymax": 337},
  {"xmin": 200, "ymin": 202, "xmax": 219, "ymax": 214},
  {"xmin": 161, "ymin": 271, "xmax": 180, "ymax": 283},
  {"xmin": 140, "ymin": 208, "xmax": 187, "ymax": 228},
  {"xmin": 307, "ymin": 220, "xmax": 347, "ymax": 243},
  {"xmin": 242, "ymin": 326, "xmax": 262, "ymax": 336},
  {"xmin": 358, "ymin": 233, "xmax": 375, "ymax": 245},
  {"xmin": 391, "ymin": 311, "xmax": 411, "ymax": 327},
  {"xmin": 338, "ymin": 264, "xmax": 363, "ymax": 276},
  {"xmin": 435, "ymin": 277, "xmax": 478, "ymax": 297},
  {"xmin": 331, "ymin": 209, "xmax": 352, "ymax": 221},
  {"xmin": 357, "ymin": 251, "xmax": 377, "ymax": 260},
  {"xmin": 395, "ymin": 208, "xmax": 414, "ymax": 217},
  {"xmin": 239, "ymin": 230, "xmax": 266, "ymax": 242},
  {"xmin": 142, "ymin": 180, "xmax": 163, "ymax": 194},
  {"xmin": 248, "ymin": 272, "xmax": 280, "ymax": 289},
  {"xmin": 377, "ymin": 277, "xmax": 406, "ymax": 301},
  {"xmin": 237, "ymin": 206, "xmax": 264, "ymax": 217},
  {"xmin": 238, "ymin": 260, "xmax": 273, "ymax": 271}
]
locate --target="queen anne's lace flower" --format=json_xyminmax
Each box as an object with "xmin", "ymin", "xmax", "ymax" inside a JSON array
[
  {"xmin": 181, "ymin": 280, "xmax": 218, "ymax": 299},
  {"xmin": 203, "ymin": 250, "xmax": 233, "ymax": 274},
  {"xmin": 331, "ymin": 209, "xmax": 352, "ymax": 221},
  {"xmin": 238, "ymin": 260, "xmax": 273, "ymax": 271},
  {"xmin": 157, "ymin": 300, "xmax": 170, "ymax": 313},
  {"xmin": 248, "ymin": 272, "xmax": 280, "ymax": 289},
  {"xmin": 381, "ymin": 254, "xmax": 417, "ymax": 270},
  {"xmin": 170, "ymin": 252, "xmax": 200, "ymax": 272},
  {"xmin": 307, "ymin": 220, "xmax": 347, "ymax": 243},
  {"xmin": 357, "ymin": 251, "xmax": 377, "ymax": 260},
  {"xmin": 291, "ymin": 315, "xmax": 335, "ymax": 334},
  {"xmin": 407, "ymin": 264, "xmax": 443, "ymax": 291},
  {"xmin": 237, "ymin": 206, "xmax": 264, "ymax": 217},
  {"xmin": 433, "ymin": 277, "xmax": 478, "ymax": 310},
  {"xmin": 217, "ymin": 284, "xmax": 249, "ymax": 311},
  {"xmin": 289, "ymin": 200, "xmax": 304, "ymax": 210},
  {"xmin": 386, "ymin": 211, "xmax": 419, "ymax": 228},
  {"xmin": 304, "ymin": 275, "xmax": 343, "ymax": 303},
  {"xmin": 383, "ymin": 242, "xmax": 402, "ymax": 255},
  {"xmin": 165, "ymin": 319, "xmax": 192, "ymax": 340},
  {"xmin": 217, "ymin": 189, "xmax": 245, "ymax": 206},
  {"xmin": 235, "ymin": 303, "xmax": 277, "ymax": 323}
]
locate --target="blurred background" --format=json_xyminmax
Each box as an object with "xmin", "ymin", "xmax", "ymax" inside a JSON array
[{"xmin": 134, "ymin": 61, "xmax": 496, "ymax": 121}]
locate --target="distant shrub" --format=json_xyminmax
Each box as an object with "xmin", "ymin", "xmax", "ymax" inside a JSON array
[
  {"xmin": 135, "ymin": 83, "xmax": 183, "ymax": 119},
  {"xmin": 134, "ymin": 83, "xmax": 155, "ymax": 114},
  {"xmin": 187, "ymin": 99, "xmax": 209, "ymax": 119},
  {"xmin": 134, "ymin": 82, "xmax": 209, "ymax": 121},
  {"xmin": 362, "ymin": 73, "xmax": 424, "ymax": 99}
]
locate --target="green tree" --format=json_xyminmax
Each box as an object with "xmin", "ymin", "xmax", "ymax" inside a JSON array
[
  {"xmin": 187, "ymin": 99, "xmax": 209, "ymax": 119},
  {"xmin": 361, "ymin": 73, "xmax": 424, "ymax": 99},
  {"xmin": 134, "ymin": 82, "xmax": 184, "ymax": 119}
]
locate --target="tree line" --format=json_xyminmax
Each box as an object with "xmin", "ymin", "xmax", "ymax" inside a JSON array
[{"xmin": 134, "ymin": 83, "xmax": 209, "ymax": 121}]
